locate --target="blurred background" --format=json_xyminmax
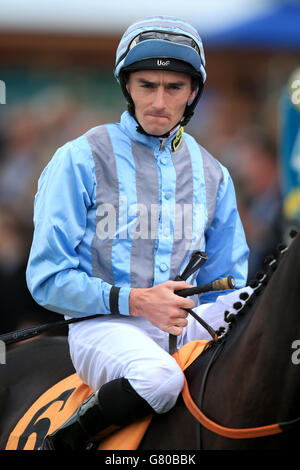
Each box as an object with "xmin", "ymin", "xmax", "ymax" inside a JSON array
[{"xmin": 0, "ymin": 0, "xmax": 299, "ymax": 334}]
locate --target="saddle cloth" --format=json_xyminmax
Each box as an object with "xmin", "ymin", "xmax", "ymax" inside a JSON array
[{"xmin": 5, "ymin": 340, "xmax": 208, "ymax": 450}]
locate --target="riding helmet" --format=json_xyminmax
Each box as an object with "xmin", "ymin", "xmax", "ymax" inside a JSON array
[{"xmin": 114, "ymin": 16, "xmax": 207, "ymax": 129}]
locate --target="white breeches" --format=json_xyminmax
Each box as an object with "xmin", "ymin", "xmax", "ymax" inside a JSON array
[{"xmin": 68, "ymin": 287, "xmax": 252, "ymax": 414}]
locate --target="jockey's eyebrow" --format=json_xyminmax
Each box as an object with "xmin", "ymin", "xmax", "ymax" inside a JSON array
[{"xmin": 136, "ymin": 78, "xmax": 186, "ymax": 88}]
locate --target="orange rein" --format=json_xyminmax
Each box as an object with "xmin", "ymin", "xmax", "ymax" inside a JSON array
[
  {"xmin": 173, "ymin": 340, "xmax": 283, "ymax": 440},
  {"xmin": 181, "ymin": 375, "xmax": 282, "ymax": 439}
]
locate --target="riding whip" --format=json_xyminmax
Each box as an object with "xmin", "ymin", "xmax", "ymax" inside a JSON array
[
  {"xmin": 168, "ymin": 251, "xmax": 235, "ymax": 354},
  {"xmin": 0, "ymin": 271, "xmax": 234, "ymax": 347}
]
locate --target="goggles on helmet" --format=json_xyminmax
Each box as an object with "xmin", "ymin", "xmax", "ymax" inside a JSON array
[{"xmin": 128, "ymin": 31, "xmax": 201, "ymax": 56}]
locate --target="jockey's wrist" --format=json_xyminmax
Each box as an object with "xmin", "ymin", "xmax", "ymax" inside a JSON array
[{"xmin": 129, "ymin": 288, "xmax": 147, "ymax": 317}]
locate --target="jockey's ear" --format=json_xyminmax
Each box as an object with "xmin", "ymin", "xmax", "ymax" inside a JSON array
[{"xmin": 188, "ymin": 78, "xmax": 198, "ymax": 103}]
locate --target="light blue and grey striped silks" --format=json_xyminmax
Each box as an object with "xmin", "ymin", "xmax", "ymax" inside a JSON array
[{"xmin": 26, "ymin": 111, "xmax": 249, "ymax": 319}]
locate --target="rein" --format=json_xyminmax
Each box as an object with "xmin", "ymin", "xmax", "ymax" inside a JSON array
[{"xmin": 182, "ymin": 321, "xmax": 300, "ymax": 443}]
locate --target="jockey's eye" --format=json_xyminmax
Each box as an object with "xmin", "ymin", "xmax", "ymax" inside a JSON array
[
  {"xmin": 141, "ymin": 82, "xmax": 155, "ymax": 89},
  {"xmin": 167, "ymin": 84, "xmax": 181, "ymax": 90}
]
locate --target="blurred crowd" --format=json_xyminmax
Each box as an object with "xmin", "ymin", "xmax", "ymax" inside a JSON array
[
  {"xmin": 0, "ymin": 89, "xmax": 112, "ymax": 334},
  {"xmin": 0, "ymin": 78, "xmax": 285, "ymax": 334}
]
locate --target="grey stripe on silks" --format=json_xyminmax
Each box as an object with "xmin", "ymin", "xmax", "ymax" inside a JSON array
[
  {"xmin": 86, "ymin": 125, "xmax": 119, "ymax": 285},
  {"xmin": 169, "ymin": 140, "xmax": 195, "ymax": 282},
  {"xmin": 200, "ymin": 145, "xmax": 224, "ymax": 231},
  {"xmin": 187, "ymin": 146, "xmax": 224, "ymax": 303},
  {"xmin": 130, "ymin": 141, "xmax": 159, "ymax": 288},
  {"xmin": 169, "ymin": 144, "xmax": 224, "ymax": 282}
]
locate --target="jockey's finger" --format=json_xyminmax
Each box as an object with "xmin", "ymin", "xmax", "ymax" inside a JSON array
[
  {"xmin": 179, "ymin": 309, "xmax": 189, "ymax": 318},
  {"xmin": 178, "ymin": 297, "xmax": 195, "ymax": 309},
  {"xmin": 175, "ymin": 317, "xmax": 189, "ymax": 328},
  {"xmin": 166, "ymin": 325, "xmax": 183, "ymax": 336},
  {"xmin": 165, "ymin": 316, "xmax": 188, "ymax": 333},
  {"xmin": 166, "ymin": 280, "xmax": 193, "ymax": 291}
]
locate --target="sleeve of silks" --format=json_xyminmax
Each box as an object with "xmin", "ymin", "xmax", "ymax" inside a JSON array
[
  {"xmin": 197, "ymin": 166, "xmax": 249, "ymax": 305},
  {"xmin": 26, "ymin": 138, "xmax": 131, "ymax": 318}
]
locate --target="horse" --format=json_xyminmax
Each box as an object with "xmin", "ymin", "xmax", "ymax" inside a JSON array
[{"xmin": 1, "ymin": 232, "xmax": 300, "ymax": 450}]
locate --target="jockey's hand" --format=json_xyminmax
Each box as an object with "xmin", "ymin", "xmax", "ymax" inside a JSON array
[{"xmin": 129, "ymin": 281, "xmax": 195, "ymax": 336}]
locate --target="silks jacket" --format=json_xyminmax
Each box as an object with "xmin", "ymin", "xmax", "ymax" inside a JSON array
[{"xmin": 26, "ymin": 111, "xmax": 249, "ymax": 318}]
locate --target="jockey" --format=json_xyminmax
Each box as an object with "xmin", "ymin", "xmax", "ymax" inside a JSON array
[{"xmin": 26, "ymin": 16, "xmax": 249, "ymax": 450}]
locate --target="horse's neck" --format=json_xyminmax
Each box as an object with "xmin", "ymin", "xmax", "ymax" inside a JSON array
[
  {"xmin": 206, "ymin": 235, "xmax": 300, "ymax": 425},
  {"xmin": 242, "ymin": 237, "xmax": 300, "ymax": 371}
]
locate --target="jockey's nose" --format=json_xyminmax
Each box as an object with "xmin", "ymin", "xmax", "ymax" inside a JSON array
[{"xmin": 152, "ymin": 86, "xmax": 167, "ymax": 110}]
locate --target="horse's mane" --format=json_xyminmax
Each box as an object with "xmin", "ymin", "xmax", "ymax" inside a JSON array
[{"xmin": 210, "ymin": 238, "xmax": 293, "ymax": 349}]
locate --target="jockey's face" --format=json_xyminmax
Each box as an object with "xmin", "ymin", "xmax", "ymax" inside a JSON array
[{"xmin": 126, "ymin": 70, "xmax": 195, "ymax": 136}]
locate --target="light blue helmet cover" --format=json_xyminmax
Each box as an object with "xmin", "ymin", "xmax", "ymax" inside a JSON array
[{"xmin": 115, "ymin": 16, "xmax": 206, "ymax": 84}]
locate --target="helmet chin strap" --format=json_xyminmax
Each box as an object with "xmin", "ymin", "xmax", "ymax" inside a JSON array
[{"xmin": 134, "ymin": 117, "xmax": 182, "ymax": 139}]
